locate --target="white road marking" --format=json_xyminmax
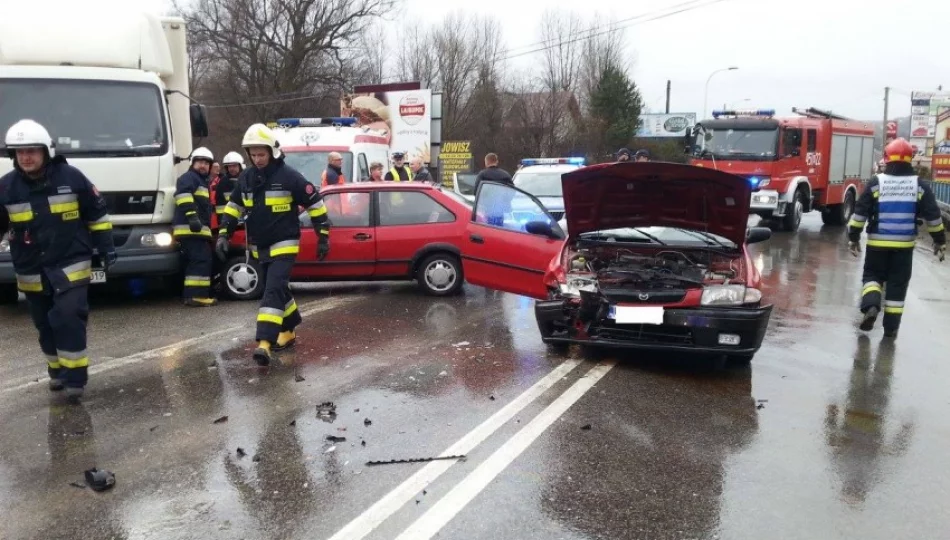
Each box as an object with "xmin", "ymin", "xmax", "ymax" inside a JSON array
[
  {"xmin": 326, "ymin": 358, "xmax": 585, "ymax": 540},
  {"xmin": 394, "ymin": 360, "xmax": 617, "ymax": 540},
  {"xmin": 0, "ymin": 296, "xmax": 356, "ymax": 394}
]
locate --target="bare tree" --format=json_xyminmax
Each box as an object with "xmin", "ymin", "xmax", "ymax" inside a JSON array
[
  {"xmin": 579, "ymin": 15, "xmax": 627, "ymax": 111},
  {"xmin": 350, "ymin": 20, "xmax": 390, "ymax": 85},
  {"xmin": 539, "ymin": 10, "xmax": 582, "ymax": 95}
]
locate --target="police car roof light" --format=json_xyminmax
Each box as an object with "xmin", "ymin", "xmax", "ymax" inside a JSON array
[
  {"xmin": 520, "ymin": 157, "xmax": 585, "ymax": 166},
  {"xmin": 276, "ymin": 117, "xmax": 359, "ymax": 127},
  {"xmin": 711, "ymin": 109, "xmax": 775, "ymax": 119}
]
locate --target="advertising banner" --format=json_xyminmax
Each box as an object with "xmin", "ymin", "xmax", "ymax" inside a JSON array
[
  {"xmin": 341, "ymin": 89, "xmax": 432, "ymax": 163},
  {"xmin": 438, "ymin": 140, "xmax": 474, "ymax": 189},
  {"xmin": 911, "ymin": 115, "xmax": 931, "ymax": 138},
  {"xmin": 636, "ymin": 113, "xmax": 697, "ymax": 138}
]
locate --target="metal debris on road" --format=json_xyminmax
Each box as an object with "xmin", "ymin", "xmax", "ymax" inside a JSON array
[
  {"xmin": 327, "ymin": 435, "xmax": 346, "ymax": 443},
  {"xmin": 212, "ymin": 416, "xmax": 229, "ymax": 424},
  {"xmin": 366, "ymin": 455, "xmax": 466, "ymax": 466}
]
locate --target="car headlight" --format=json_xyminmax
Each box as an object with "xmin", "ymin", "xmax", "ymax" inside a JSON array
[
  {"xmin": 559, "ymin": 277, "xmax": 596, "ymax": 297},
  {"xmin": 701, "ymin": 285, "xmax": 762, "ymax": 306},
  {"xmin": 141, "ymin": 232, "xmax": 174, "ymax": 247}
]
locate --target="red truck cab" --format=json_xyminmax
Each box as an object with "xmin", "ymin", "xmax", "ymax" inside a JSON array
[{"xmin": 686, "ymin": 107, "xmax": 874, "ymax": 232}]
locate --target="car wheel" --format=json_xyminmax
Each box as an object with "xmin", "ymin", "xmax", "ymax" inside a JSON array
[
  {"xmin": 781, "ymin": 188, "xmax": 805, "ymax": 232},
  {"xmin": 0, "ymin": 285, "xmax": 19, "ymax": 305},
  {"xmin": 222, "ymin": 256, "xmax": 264, "ymax": 301},
  {"xmin": 821, "ymin": 190, "xmax": 855, "ymax": 226},
  {"xmin": 417, "ymin": 253, "xmax": 463, "ymax": 296}
]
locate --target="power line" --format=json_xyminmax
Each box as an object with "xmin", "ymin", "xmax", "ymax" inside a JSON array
[{"xmin": 206, "ymin": 93, "xmax": 320, "ymax": 109}]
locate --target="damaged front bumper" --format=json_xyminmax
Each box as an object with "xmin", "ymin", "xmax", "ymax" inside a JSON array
[{"xmin": 535, "ymin": 299, "xmax": 773, "ymax": 355}]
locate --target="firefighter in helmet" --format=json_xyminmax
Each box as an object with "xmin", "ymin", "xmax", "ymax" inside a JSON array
[
  {"xmin": 215, "ymin": 123, "xmax": 331, "ymax": 365},
  {"xmin": 848, "ymin": 138, "xmax": 946, "ymax": 338},
  {"xmin": 0, "ymin": 119, "xmax": 116, "ymax": 403},
  {"xmin": 174, "ymin": 146, "xmax": 217, "ymax": 307},
  {"xmin": 212, "ymin": 151, "xmax": 244, "ymax": 229}
]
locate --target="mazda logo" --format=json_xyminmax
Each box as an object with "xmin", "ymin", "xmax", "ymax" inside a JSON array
[{"xmin": 638, "ymin": 293, "xmax": 650, "ymax": 301}]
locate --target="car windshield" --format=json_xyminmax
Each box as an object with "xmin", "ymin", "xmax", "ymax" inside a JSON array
[
  {"xmin": 455, "ymin": 173, "xmax": 478, "ymax": 196},
  {"xmin": 696, "ymin": 128, "xmax": 778, "ymax": 160},
  {"xmin": 283, "ymin": 151, "xmax": 354, "ymax": 186},
  {"xmin": 0, "ymin": 78, "xmax": 168, "ymax": 156},
  {"xmin": 579, "ymin": 227, "xmax": 737, "ymax": 248},
  {"xmin": 513, "ymin": 171, "xmax": 564, "ymax": 197}
]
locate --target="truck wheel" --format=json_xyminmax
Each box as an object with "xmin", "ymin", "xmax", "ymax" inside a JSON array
[
  {"xmin": 821, "ymin": 190, "xmax": 855, "ymax": 227},
  {"xmin": 416, "ymin": 253, "xmax": 463, "ymax": 296},
  {"xmin": 781, "ymin": 188, "xmax": 805, "ymax": 232},
  {"xmin": 222, "ymin": 256, "xmax": 263, "ymax": 301},
  {"xmin": 0, "ymin": 285, "xmax": 19, "ymax": 305}
]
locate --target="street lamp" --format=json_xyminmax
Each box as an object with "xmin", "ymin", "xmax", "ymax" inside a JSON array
[{"xmin": 703, "ymin": 66, "xmax": 738, "ymax": 119}]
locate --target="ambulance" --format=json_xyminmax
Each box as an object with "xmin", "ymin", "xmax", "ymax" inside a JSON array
[{"xmin": 265, "ymin": 117, "xmax": 392, "ymax": 185}]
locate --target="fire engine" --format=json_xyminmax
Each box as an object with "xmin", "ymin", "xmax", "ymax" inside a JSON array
[{"xmin": 686, "ymin": 107, "xmax": 874, "ymax": 232}]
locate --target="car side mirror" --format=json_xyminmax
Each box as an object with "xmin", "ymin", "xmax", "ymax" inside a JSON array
[
  {"xmin": 190, "ymin": 103, "xmax": 210, "ymax": 138},
  {"xmin": 746, "ymin": 226, "xmax": 772, "ymax": 244},
  {"xmin": 525, "ymin": 220, "xmax": 561, "ymax": 240}
]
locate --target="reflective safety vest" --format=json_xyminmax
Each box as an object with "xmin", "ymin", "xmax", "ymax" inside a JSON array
[
  {"xmin": 389, "ymin": 166, "xmax": 411, "ymax": 181},
  {"xmin": 867, "ymin": 174, "xmax": 920, "ymax": 249}
]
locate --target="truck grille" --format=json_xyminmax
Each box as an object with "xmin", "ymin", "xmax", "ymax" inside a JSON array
[{"xmin": 102, "ymin": 192, "xmax": 158, "ymax": 215}]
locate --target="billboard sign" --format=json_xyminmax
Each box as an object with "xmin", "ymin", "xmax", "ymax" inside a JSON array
[
  {"xmin": 438, "ymin": 140, "xmax": 474, "ymax": 189},
  {"xmin": 636, "ymin": 113, "xmax": 697, "ymax": 138},
  {"xmin": 341, "ymin": 89, "xmax": 433, "ymax": 163}
]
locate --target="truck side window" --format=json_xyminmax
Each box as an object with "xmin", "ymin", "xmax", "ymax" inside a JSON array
[
  {"xmin": 358, "ymin": 153, "xmax": 370, "ymax": 181},
  {"xmin": 806, "ymin": 129, "xmax": 817, "ymax": 153},
  {"xmin": 783, "ymin": 128, "xmax": 803, "ymax": 157}
]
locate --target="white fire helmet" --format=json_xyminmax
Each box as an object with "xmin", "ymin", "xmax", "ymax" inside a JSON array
[
  {"xmin": 4, "ymin": 119, "xmax": 55, "ymax": 160},
  {"xmin": 222, "ymin": 151, "xmax": 245, "ymax": 168},
  {"xmin": 241, "ymin": 123, "xmax": 282, "ymax": 159},
  {"xmin": 190, "ymin": 147, "xmax": 214, "ymax": 163}
]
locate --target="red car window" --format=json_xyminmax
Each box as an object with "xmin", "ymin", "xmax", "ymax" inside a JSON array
[
  {"xmin": 378, "ymin": 191, "xmax": 455, "ymax": 226},
  {"xmin": 323, "ymin": 192, "xmax": 371, "ymax": 227}
]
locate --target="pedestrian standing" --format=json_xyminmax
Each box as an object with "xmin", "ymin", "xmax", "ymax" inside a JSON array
[
  {"xmin": 385, "ymin": 152, "xmax": 412, "ymax": 181},
  {"xmin": 410, "ymin": 157, "xmax": 434, "ymax": 183},
  {"xmin": 174, "ymin": 147, "xmax": 217, "ymax": 307},
  {"xmin": 848, "ymin": 138, "xmax": 946, "ymax": 338},
  {"xmin": 216, "ymin": 123, "xmax": 331, "ymax": 365},
  {"xmin": 0, "ymin": 119, "xmax": 116, "ymax": 403}
]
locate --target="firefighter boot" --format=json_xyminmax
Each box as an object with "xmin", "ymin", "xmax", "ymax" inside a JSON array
[
  {"xmin": 49, "ymin": 378, "xmax": 65, "ymax": 392},
  {"xmin": 274, "ymin": 331, "xmax": 296, "ymax": 351},
  {"xmin": 859, "ymin": 306, "xmax": 879, "ymax": 332},
  {"xmin": 185, "ymin": 297, "xmax": 218, "ymax": 307},
  {"xmin": 65, "ymin": 386, "xmax": 84, "ymax": 405},
  {"xmin": 253, "ymin": 341, "xmax": 274, "ymax": 366}
]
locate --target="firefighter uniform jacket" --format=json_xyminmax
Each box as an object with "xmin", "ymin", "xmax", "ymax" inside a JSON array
[
  {"xmin": 173, "ymin": 169, "xmax": 213, "ymax": 238},
  {"xmin": 220, "ymin": 159, "xmax": 330, "ymax": 260},
  {"xmin": 848, "ymin": 173, "xmax": 946, "ymax": 249},
  {"xmin": 212, "ymin": 173, "xmax": 239, "ymax": 217},
  {"xmin": 0, "ymin": 156, "xmax": 114, "ymax": 294}
]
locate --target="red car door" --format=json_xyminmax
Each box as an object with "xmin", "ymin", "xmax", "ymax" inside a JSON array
[
  {"xmin": 461, "ymin": 182, "xmax": 564, "ymax": 300},
  {"xmin": 294, "ymin": 191, "xmax": 376, "ymax": 278}
]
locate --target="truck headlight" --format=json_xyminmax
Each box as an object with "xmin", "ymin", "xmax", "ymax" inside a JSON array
[
  {"xmin": 141, "ymin": 232, "xmax": 174, "ymax": 247},
  {"xmin": 701, "ymin": 285, "xmax": 763, "ymax": 305}
]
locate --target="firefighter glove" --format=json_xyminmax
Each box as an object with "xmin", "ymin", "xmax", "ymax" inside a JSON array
[
  {"xmin": 317, "ymin": 232, "xmax": 330, "ymax": 261},
  {"xmin": 103, "ymin": 251, "xmax": 117, "ymax": 271},
  {"xmin": 936, "ymin": 243, "xmax": 947, "ymax": 262},
  {"xmin": 188, "ymin": 214, "xmax": 202, "ymax": 233},
  {"xmin": 215, "ymin": 236, "xmax": 230, "ymax": 262},
  {"xmin": 848, "ymin": 241, "xmax": 862, "ymax": 258}
]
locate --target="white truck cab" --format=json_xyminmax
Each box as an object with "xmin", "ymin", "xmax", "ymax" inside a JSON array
[
  {"xmin": 0, "ymin": 6, "xmax": 209, "ymax": 300},
  {"xmin": 266, "ymin": 117, "xmax": 392, "ymax": 185}
]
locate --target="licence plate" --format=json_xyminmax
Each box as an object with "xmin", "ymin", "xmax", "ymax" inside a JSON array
[
  {"xmin": 608, "ymin": 305, "xmax": 664, "ymax": 325},
  {"xmin": 91, "ymin": 269, "xmax": 107, "ymax": 284}
]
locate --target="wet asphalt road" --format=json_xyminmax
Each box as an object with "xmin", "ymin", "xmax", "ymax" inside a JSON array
[{"xmin": 2, "ymin": 214, "xmax": 950, "ymax": 540}]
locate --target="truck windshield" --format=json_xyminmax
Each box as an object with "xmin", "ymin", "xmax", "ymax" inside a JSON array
[
  {"xmin": 283, "ymin": 151, "xmax": 354, "ymax": 186},
  {"xmin": 694, "ymin": 128, "xmax": 778, "ymax": 161},
  {"xmin": 513, "ymin": 171, "xmax": 564, "ymax": 197},
  {"xmin": 0, "ymin": 79, "xmax": 168, "ymax": 157}
]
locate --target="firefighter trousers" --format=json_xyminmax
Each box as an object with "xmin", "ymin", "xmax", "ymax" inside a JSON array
[
  {"xmin": 180, "ymin": 237, "xmax": 213, "ymax": 300},
  {"xmin": 26, "ymin": 285, "xmax": 90, "ymax": 388},
  {"xmin": 255, "ymin": 255, "xmax": 301, "ymax": 343},
  {"xmin": 861, "ymin": 248, "xmax": 913, "ymax": 332}
]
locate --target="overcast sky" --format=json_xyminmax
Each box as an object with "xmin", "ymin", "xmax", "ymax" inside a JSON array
[{"xmin": 38, "ymin": 0, "xmax": 950, "ymax": 121}]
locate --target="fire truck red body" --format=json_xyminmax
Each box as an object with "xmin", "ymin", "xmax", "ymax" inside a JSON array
[{"xmin": 687, "ymin": 107, "xmax": 875, "ymax": 232}]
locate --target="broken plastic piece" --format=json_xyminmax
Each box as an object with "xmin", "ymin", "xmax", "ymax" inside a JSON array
[
  {"xmin": 83, "ymin": 468, "xmax": 116, "ymax": 492},
  {"xmin": 364, "ymin": 418, "xmax": 372, "ymax": 426},
  {"xmin": 213, "ymin": 415, "xmax": 229, "ymax": 424},
  {"xmin": 326, "ymin": 435, "xmax": 346, "ymax": 443},
  {"xmin": 581, "ymin": 424, "xmax": 592, "ymax": 431}
]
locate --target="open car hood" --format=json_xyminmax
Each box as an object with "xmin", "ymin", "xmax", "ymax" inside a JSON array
[{"xmin": 561, "ymin": 162, "xmax": 752, "ymax": 246}]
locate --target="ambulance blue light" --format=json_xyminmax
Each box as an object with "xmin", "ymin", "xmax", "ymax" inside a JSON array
[
  {"xmin": 276, "ymin": 117, "xmax": 358, "ymax": 127},
  {"xmin": 520, "ymin": 157, "xmax": 586, "ymax": 166},
  {"xmin": 711, "ymin": 109, "xmax": 775, "ymax": 119}
]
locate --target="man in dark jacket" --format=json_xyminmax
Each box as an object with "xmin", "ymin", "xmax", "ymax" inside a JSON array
[
  {"xmin": 474, "ymin": 152, "xmax": 512, "ymax": 192},
  {"xmin": 174, "ymin": 147, "xmax": 217, "ymax": 307},
  {"xmin": 212, "ymin": 151, "xmax": 244, "ymax": 230},
  {"xmin": 0, "ymin": 119, "xmax": 116, "ymax": 403},
  {"xmin": 410, "ymin": 156, "xmax": 434, "ymax": 183},
  {"xmin": 216, "ymin": 123, "xmax": 331, "ymax": 366},
  {"xmin": 848, "ymin": 138, "xmax": 946, "ymax": 338}
]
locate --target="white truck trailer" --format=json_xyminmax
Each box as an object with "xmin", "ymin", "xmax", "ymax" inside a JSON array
[{"xmin": 0, "ymin": 6, "xmax": 209, "ymax": 302}]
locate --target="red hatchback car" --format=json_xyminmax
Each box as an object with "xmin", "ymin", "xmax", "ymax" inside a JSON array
[
  {"xmin": 218, "ymin": 182, "xmax": 474, "ymax": 300},
  {"xmin": 462, "ymin": 162, "xmax": 775, "ymax": 362}
]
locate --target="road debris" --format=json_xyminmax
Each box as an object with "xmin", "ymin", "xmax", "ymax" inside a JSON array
[
  {"xmin": 451, "ymin": 341, "xmax": 470, "ymax": 348},
  {"xmin": 289, "ymin": 420, "xmax": 297, "ymax": 427},
  {"xmin": 236, "ymin": 447, "xmax": 246, "ymax": 458},
  {"xmin": 581, "ymin": 424, "xmax": 592, "ymax": 431},
  {"xmin": 326, "ymin": 435, "xmax": 346, "ymax": 443},
  {"xmin": 489, "ymin": 395, "xmax": 495, "ymax": 401},
  {"xmin": 253, "ymin": 454, "xmax": 262, "ymax": 463},
  {"xmin": 325, "ymin": 446, "xmax": 337, "ymax": 454},
  {"xmin": 83, "ymin": 468, "xmax": 116, "ymax": 492},
  {"xmin": 317, "ymin": 402, "xmax": 338, "ymax": 422},
  {"xmin": 69, "ymin": 481, "xmax": 87, "ymax": 489},
  {"xmin": 364, "ymin": 418, "xmax": 372, "ymax": 426},
  {"xmin": 366, "ymin": 455, "xmax": 466, "ymax": 466},
  {"xmin": 212, "ymin": 416, "xmax": 229, "ymax": 424},
  {"xmin": 361, "ymin": 440, "xmax": 366, "ymax": 447}
]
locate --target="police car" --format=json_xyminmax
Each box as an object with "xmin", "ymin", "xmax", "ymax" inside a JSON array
[{"xmin": 512, "ymin": 157, "xmax": 585, "ymax": 222}]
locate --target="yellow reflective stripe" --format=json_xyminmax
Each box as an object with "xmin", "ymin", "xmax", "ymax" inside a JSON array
[
  {"xmin": 62, "ymin": 261, "xmax": 92, "ymax": 282},
  {"xmin": 873, "ymin": 191, "xmax": 879, "ymax": 199},
  {"xmin": 243, "ymin": 198, "xmax": 255, "ymax": 207},
  {"xmin": 16, "ymin": 274, "xmax": 42, "ymax": 292},
  {"xmin": 173, "ymin": 225, "xmax": 212, "ymax": 237},
  {"xmin": 318, "ymin": 228, "xmax": 329, "ymax": 235},
  {"xmin": 224, "ymin": 202, "xmax": 243, "ymax": 218},
  {"xmin": 194, "ymin": 187, "xmax": 210, "ymax": 198},
  {"xmin": 918, "ymin": 191, "xmax": 924, "ymax": 200},
  {"xmin": 884, "ymin": 306, "xmax": 904, "ymax": 314},
  {"xmin": 270, "ymin": 245, "xmax": 299, "ymax": 257},
  {"xmin": 215, "ymin": 205, "xmax": 228, "ymax": 214},
  {"xmin": 6, "ymin": 203, "xmax": 33, "ymax": 222},
  {"xmin": 46, "ymin": 355, "xmax": 61, "ymax": 369},
  {"xmin": 866, "ymin": 239, "xmax": 915, "ymax": 248},
  {"xmin": 175, "ymin": 194, "xmax": 195, "ymax": 205},
  {"xmin": 283, "ymin": 300, "xmax": 298, "ymax": 317},
  {"xmin": 928, "ymin": 223, "xmax": 945, "ymax": 233},
  {"xmin": 58, "ymin": 356, "xmax": 90, "ymax": 369},
  {"xmin": 862, "ymin": 285, "xmax": 882, "ymax": 295},
  {"xmin": 88, "ymin": 215, "xmax": 113, "ymax": 232},
  {"xmin": 847, "ymin": 219, "xmax": 865, "ymax": 229},
  {"xmin": 309, "ymin": 206, "xmax": 328, "ymax": 218},
  {"xmin": 265, "ymin": 196, "xmax": 293, "ymax": 206},
  {"xmin": 184, "ymin": 276, "xmax": 211, "ymax": 287},
  {"xmin": 48, "ymin": 201, "xmax": 79, "ymax": 214},
  {"xmin": 257, "ymin": 307, "xmax": 284, "ymax": 325}
]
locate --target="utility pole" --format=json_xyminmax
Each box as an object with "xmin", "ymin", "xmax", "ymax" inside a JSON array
[
  {"xmin": 665, "ymin": 80, "xmax": 671, "ymax": 114},
  {"xmin": 883, "ymin": 86, "xmax": 890, "ymax": 146}
]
